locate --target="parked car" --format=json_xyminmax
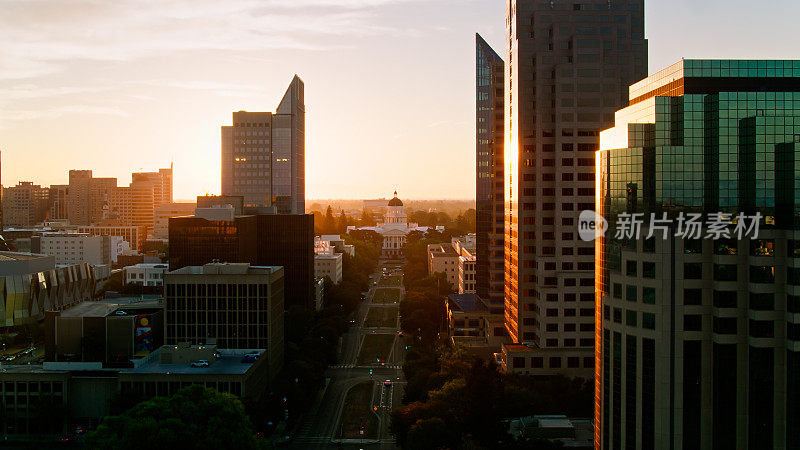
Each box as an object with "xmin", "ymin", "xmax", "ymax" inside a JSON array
[{"xmin": 190, "ymin": 360, "xmax": 209, "ymax": 367}]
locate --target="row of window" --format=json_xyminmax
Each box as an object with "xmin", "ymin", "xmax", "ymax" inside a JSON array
[{"xmin": 510, "ymin": 355, "xmax": 595, "ymax": 370}]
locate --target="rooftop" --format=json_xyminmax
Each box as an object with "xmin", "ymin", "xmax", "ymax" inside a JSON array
[
  {"xmin": 504, "ymin": 343, "xmax": 532, "ymax": 354},
  {"xmin": 168, "ymin": 263, "xmax": 281, "ymax": 276},
  {"xmin": 59, "ymin": 296, "xmax": 163, "ymax": 318},
  {"xmin": 123, "ymin": 353, "xmax": 259, "ymax": 376},
  {"xmin": 0, "ymin": 252, "xmax": 45, "ymax": 261},
  {"xmin": 447, "ymin": 294, "xmax": 486, "ymax": 312}
]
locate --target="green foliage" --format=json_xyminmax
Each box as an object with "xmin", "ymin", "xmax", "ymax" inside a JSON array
[
  {"xmin": 84, "ymin": 385, "xmax": 262, "ymax": 450},
  {"xmin": 392, "ymin": 345, "xmax": 593, "ymax": 448},
  {"xmin": 407, "ymin": 209, "xmax": 476, "ymax": 235}
]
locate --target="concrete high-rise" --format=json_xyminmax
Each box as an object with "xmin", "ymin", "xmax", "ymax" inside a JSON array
[
  {"xmin": 48, "ymin": 185, "xmax": 69, "ymax": 221},
  {"xmin": 2, "ymin": 182, "xmax": 49, "ymax": 227},
  {"xmin": 476, "ymin": 33, "xmax": 506, "ymax": 314},
  {"xmin": 67, "ymin": 170, "xmax": 116, "ymax": 226},
  {"xmin": 596, "ymin": 59, "xmax": 800, "ymax": 450},
  {"xmin": 502, "ymin": 0, "xmax": 647, "ymax": 377},
  {"xmin": 132, "ymin": 165, "xmax": 173, "ymax": 208},
  {"xmin": 221, "ymin": 76, "xmax": 305, "ymax": 214}
]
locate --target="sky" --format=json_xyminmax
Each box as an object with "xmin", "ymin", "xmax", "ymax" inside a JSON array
[{"xmin": 1, "ymin": 0, "xmax": 799, "ymax": 200}]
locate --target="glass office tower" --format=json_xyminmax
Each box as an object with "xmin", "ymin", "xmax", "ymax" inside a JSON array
[
  {"xmin": 503, "ymin": 0, "xmax": 647, "ymax": 377},
  {"xmin": 221, "ymin": 76, "xmax": 305, "ymax": 214},
  {"xmin": 476, "ymin": 33, "xmax": 505, "ymax": 313},
  {"xmin": 596, "ymin": 60, "xmax": 800, "ymax": 450}
]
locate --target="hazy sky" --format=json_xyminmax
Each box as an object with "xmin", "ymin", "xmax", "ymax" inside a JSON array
[{"xmin": 2, "ymin": 0, "xmax": 799, "ymax": 200}]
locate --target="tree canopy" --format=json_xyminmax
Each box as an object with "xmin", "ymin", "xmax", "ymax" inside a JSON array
[{"xmin": 85, "ymin": 385, "xmax": 263, "ymax": 450}]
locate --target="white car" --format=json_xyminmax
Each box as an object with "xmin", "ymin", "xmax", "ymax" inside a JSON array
[{"xmin": 190, "ymin": 360, "xmax": 209, "ymax": 367}]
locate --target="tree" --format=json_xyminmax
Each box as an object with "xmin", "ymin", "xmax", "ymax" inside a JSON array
[
  {"xmin": 84, "ymin": 385, "xmax": 262, "ymax": 450},
  {"xmin": 337, "ymin": 210, "xmax": 348, "ymax": 234},
  {"xmin": 323, "ymin": 205, "xmax": 335, "ymax": 234},
  {"xmin": 359, "ymin": 208, "xmax": 375, "ymax": 227},
  {"xmin": 406, "ymin": 417, "xmax": 457, "ymax": 450}
]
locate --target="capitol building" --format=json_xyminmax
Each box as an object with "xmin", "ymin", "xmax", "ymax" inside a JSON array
[{"xmin": 349, "ymin": 191, "xmax": 434, "ymax": 258}]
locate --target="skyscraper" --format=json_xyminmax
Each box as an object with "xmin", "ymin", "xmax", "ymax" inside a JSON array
[
  {"xmin": 221, "ymin": 76, "xmax": 305, "ymax": 214},
  {"xmin": 502, "ymin": 0, "xmax": 647, "ymax": 376},
  {"xmin": 476, "ymin": 33, "xmax": 506, "ymax": 314},
  {"xmin": 132, "ymin": 165, "xmax": 173, "ymax": 208},
  {"xmin": 67, "ymin": 170, "xmax": 116, "ymax": 226},
  {"xmin": 596, "ymin": 59, "xmax": 800, "ymax": 450}
]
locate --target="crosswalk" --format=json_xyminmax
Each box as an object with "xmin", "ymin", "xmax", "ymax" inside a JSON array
[{"xmin": 330, "ymin": 364, "xmax": 402, "ymax": 370}]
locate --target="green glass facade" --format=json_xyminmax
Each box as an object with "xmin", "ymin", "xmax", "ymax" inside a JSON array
[{"xmin": 595, "ymin": 60, "xmax": 800, "ymax": 450}]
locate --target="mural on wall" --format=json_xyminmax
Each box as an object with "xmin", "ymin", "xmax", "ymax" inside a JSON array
[{"xmin": 134, "ymin": 314, "xmax": 153, "ymax": 356}]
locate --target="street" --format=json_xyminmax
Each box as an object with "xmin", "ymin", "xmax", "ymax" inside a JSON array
[{"xmin": 290, "ymin": 263, "xmax": 406, "ymax": 449}]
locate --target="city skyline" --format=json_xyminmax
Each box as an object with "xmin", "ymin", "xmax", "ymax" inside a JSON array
[{"xmin": 2, "ymin": 0, "xmax": 800, "ymax": 200}]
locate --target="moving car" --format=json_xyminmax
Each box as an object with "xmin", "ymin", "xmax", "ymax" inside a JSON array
[
  {"xmin": 384, "ymin": 380, "xmax": 392, "ymax": 387},
  {"xmin": 190, "ymin": 360, "xmax": 209, "ymax": 367}
]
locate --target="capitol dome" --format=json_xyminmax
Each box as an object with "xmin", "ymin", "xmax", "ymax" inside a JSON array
[{"xmin": 388, "ymin": 191, "xmax": 403, "ymax": 207}]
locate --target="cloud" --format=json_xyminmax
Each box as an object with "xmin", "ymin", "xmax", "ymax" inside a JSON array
[
  {"xmin": 0, "ymin": 0, "xmax": 423, "ymax": 81},
  {"xmin": 0, "ymin": 104, "xmax": 129, "ymax": 121}
]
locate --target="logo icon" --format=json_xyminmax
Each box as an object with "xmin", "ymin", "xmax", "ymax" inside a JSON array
[{"xmin": 578, "ymin": 210, "xmax": 607, "ymax": 241}]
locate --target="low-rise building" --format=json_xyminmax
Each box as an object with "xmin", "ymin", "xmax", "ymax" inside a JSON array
[
  {"xmin": 0, "ymin": 252, "xmax": 95, "ymax": 327},
  {"xmin": 0, "ymin": 345, "xmax": 269, "ymax": 437},
  {"xmin": 118, "ymin": 344, "xmax": 270, "ymax": 402},
  {"xmin": 318, "ymin": 234, "xmax": 354, "ymax": 257},
  {"xmin": 32, "ymin": 232, "xmax": 111, "ymax": 266},
  {"xmin": 124, "ymin": 263, "xmax": 169, "ymax": 287},
  {"xmin": 315, "ymin": 252, "xmax": 343, "ymax": 284},
  {"xmin": 446, "ymin": 294, "xmax": 505, "ymax": 357},
  {"xmin": 500, "ymin": 343, "xmax": 593, "ymax": 378},
  {"xmin": 428, "ymin": 234, "xmax": 477, "ymax": 292},
  {"xmin": 75, "ymin": 225, "xmax": 141, "ymax": 252},
  {"xmin": 45, "ymin": 296, "xmax": 164, "ymax": 366},
  {"xmin": 507, "ymin": 415, "xmax": 592, "ymax": 449}
]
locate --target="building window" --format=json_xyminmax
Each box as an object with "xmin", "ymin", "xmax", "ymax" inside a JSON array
[
  {"xmin": 685, "ymin": 263, "xmax": 703, "ymax": 280},
  {"xmin": 642, "ymin": 313, "xmax": 655, "ymax": 330},
  {"xmin": 626, "ymin": 260, "xmax": 637, "ymax": 276}
]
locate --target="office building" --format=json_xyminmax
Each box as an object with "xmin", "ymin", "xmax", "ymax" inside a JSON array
[
  {"xmin": 164, "ymin": 263, "xmax": 284, "ymax": 379},
  {"xmin": 0, "ymin": 345, "xmax": 269, "ymax": 436},
  {"xmin": 152, "ymin": 202, "xmax": 196, "ymax": 240},
  {"xmin": 221, "ymin": 76, "xmax": 305, "ymax": 213},
  {"xmin": 315, "ymin": 252, "xmax": 343, "ymax": 284},
  {"xmin": 502, "ymin": 0, "xmax": 647, "ymax": 377},
  {"xmin": 196, "ymin": 194, "xmax": 244, "ymax": 215},
  {"xmin": 2, "ymin": 182, "xmax": 50, "ymax": 227},
  {"xmin": 476, "ymin": 33, "xmax": 506, "ymax": 313},
  {"xmin": 31, "ymin": 232, "xmax": 111, "ymax": 266},
  {"xmin": 75, "ymin": 225, "xmax": 141, "ymax": 252},
  {"xmin": 49, "ymin": 184, "xmax": 69, "ymax": 221},
  {"xmin": 106, "ymin": 178, "xmax": 155, "ymax": 238},
  {"xmin": 67, "ymin": 170, "xmax": 116, "ymax": 226},
  {"xmin": 169, "ymin": 213, "xmax": 315, "ymax": 310},
  {"xmin": 595, "ymin": 59, "xmax": 800, "ymax": 450},
  {"xmin": 0, "ymin": 252, "xmax": 95, "ymax": 327},
  {"xmin": 132, "ymin": 166, "xmax": 173, "ymax": 207}
]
